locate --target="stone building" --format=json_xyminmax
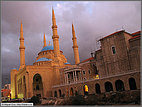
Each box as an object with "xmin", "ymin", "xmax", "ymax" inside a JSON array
[
  {"xmin": 10, "ymin": 8, "xmax": 140, "ymax": 99},
  {"xmin": 52, "ymin": 30, "xmax": 141, "ymax": 98}
]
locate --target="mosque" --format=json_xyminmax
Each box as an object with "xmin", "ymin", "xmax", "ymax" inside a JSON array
[
  {"xmin": 10, "ymin": 8, "xmax": 79, "ymax": 99},
  {"xmin": 11, "ymin": 8, "xmax": 140, "ymax": 99}
]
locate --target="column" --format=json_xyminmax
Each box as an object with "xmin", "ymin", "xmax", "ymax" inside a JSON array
[
  {"xmin": 67, "ymin": 73, "xmax": 69, "ymax": 84},
  {"xmin": 75, "ymin": 71, "xmax": 77, "ymax": 82},
  {"xmin": 73, "ymin": 71, "xmax": 75, "ymax": 82}
]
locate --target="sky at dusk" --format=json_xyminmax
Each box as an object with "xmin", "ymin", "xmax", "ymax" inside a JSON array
[{"xmin": 1, "ymin": 1, "xmax": 141, "ymax": 86}]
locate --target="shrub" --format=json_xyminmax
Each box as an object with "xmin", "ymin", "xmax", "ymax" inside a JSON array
[
  {"xmin": 71, "ymin": 95, "xmax": 86, "ymax": 105},
  {"xmin": 29, "ymin": 96, "xmax": 41, "ymax": 105}
]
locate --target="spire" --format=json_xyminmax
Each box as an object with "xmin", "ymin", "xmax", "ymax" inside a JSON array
[
  {"xmin": 52, "ymin": 8, "xmax": 60, "ymax": 58},
  {"xmin": 52, "ymin": 7, "xmax": 56, "ymax": 26},
  {"xmin": 72, "ymin": 24, "xmax": 80, "ymax": 64},
  {"xmin": 20, "ymin": 21, "xmax": 23, "ymax": 38},
  {"xmin": 72, "ymin": 24, "xmax": 76, "ymax": 38},
  {"xmin": 43, "ymin": 33, "xmax": 47, "ymax": 47}
]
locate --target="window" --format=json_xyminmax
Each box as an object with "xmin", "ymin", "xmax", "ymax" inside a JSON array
[
  {"xmin": 36, "ymin": 85, "xmax": 39, "ymax": 90},
  {"xmin": 83, "ymin": 71, "xmax": 85, "ymax": 74},
  {"xmin": 112, "ymin": 46, "xmax": 116, "ymax": 54},
  {"xmin": 88, "ymin": 70, "xmax": 91, "ymax": 74},
  {"xmin": 36, "ymin": 79, "xmax": 38, "ymax": 82}
]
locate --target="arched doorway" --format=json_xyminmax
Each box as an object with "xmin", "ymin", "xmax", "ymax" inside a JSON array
[
  {"xmin": 54, "ymin": 91, "xmax": 57, "ymax": 97},
  {"xmin": 83, "ymin": 85, "xmax": 89, "ymax": 96},
  {"xmin": 105, "ymin": 82, "xmax": 113, "ymax": 92},
  {"xmin": 33, "ymin": 74, "xmax": 43, "ymax": 98},
  {"xmin": 59, "ymin": 89, "xmax": 61, "ymax": 97},
  {"xmin": 115, "ymin": 80, "xmax": 125, "ymax": 91},
  {"xmin": 66, "ymin": 88, "xmax": 69, "ymax": 97},
  {"xmin": 23, "ymin": 76, "xmax": 26, "ymax": 98},
  {"xmin": 129, "ymin": 78, "xmax": 137, "ymax": 90},
  {"xmin": 70, "ymin": 88, "xmax": 74, "ymax": 96},
  {"xmin": 95, "ymin": 83, "xmax": 101, "ymax": 94}
]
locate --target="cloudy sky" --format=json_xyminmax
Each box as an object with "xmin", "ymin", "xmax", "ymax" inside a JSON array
[{"xmin": 1, "ymin": 1, "xmax": 141, "ymax": 86}]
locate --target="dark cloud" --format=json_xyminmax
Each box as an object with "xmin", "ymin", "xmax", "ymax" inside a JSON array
[{"xmin": 1, "ymin": 1, "xmax": 141, "ymax": 86}]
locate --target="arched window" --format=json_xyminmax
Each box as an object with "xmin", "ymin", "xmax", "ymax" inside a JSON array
[
  {"xmin": 70, "ymin": 88, "xmax": 74, "ymax": 96},
  {"xmin": 83, "ymin": 85, "xmax": 89, "ymax": 95},
  {"xmin": 54, "ymin": 91, "xmax": 57, "ymax": 97},
  {"xmin": 95, "ymin": 83, "xmax": 101, "ymax": 94},
  {"xmin": 112, "ymin": 46, "xmax": 116, "ymax": 54},
  {"xmin": 93, "ymin": 64, "xmax": 98, "ymax": 74},
  {"xmin": 105, "ymin": 82, "xmax": 113, "ymax": 92},
  {"xmin": 36, "ymin": 85, "xmax": 39, "ymax": 90},
  {"xmin": 115, "ymin": 80, "xmax": 125, "ymax": 91},
  {"xmin": 83, "ymin": 71, "xmax": 85, "ymax": 75},
  {"xmin": 59, "ymin": 89, "xmax": 62, "ymax": 97},
  {"xmin": 129, "ymin": 78, "xmax": 137, "ymax": 90}
]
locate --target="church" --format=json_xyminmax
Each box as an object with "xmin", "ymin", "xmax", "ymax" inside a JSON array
[{"xmin": 10, "ymin": 8, "xmax": 80, "ymax": 99}]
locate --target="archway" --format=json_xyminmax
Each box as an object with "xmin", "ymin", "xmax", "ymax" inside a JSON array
[
  {"xmin": 70, "ymin": 88, "xmax": 74, "ymax": 96},
  {"xmin": 95, "ymin": 83, "xmax": 101, "ymax": 94},
  {"xmin": 33, "ymin": 74, "xmax": 43, "ymax": 98},
  {"xmin": 59, "ymin": 89, "xmax": 61, "ymax": 97},
  {"xmin": 23, "ymin": 76, "xmax": 26, "ymax": 98},
  {"xmin": 66, "ymin": 88, "xmax": 69, "ymax": 97},
  {"xmin": 105, "ymin": 82, "xmax": 113, "ymax": 92},
  {"xmin": 83, "ymin": 85, "xmax": 89, "ymax": 96},
  {"xmin": 115, "ymin": 80, "xmax": 125, "ymax": 91},
  {"xmin": 129, "ymin": 78, "xmax": 137, "ymax": 90},
  {"xmin": 54, "ymin": 91, "xmax": 57, "ymax": 97}
]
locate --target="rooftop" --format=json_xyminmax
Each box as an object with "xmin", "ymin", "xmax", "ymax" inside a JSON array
[
  {"xmin": 80, "ymin": 57, "xmax": 94, "ymax": 63},
  {"xmin": 100, "ymin": 30, "xmax": 132, "ymax": 41}
]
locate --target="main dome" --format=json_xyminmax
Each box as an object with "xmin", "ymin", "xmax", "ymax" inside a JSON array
[{"xmin": 41, "ymin": 46, "xmax": 54, "ymax": 52}]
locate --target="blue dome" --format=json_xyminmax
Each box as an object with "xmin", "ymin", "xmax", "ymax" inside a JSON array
[
  {"xmin": 12, "ymin": 68, "xmax": 17, "ymax": 70},
  {"xmin": 64, "ymin": 62, "xmax": 70, "ymax": 65},
  {"xmin": 36, "ymin": 58, "xmax": 52, "ymax": 62},
  {"xmin": 41, "ymin": 46, "xmax": 54, "ymax": 52}
]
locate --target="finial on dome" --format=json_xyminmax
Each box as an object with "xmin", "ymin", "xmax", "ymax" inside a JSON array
[{"xmin": 43, "ymin": 33, "xmax": 47, "ymax": 47}]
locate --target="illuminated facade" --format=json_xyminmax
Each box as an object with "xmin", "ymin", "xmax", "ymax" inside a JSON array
[
  {"xmin": 52, "ymin": 31, "xmax": 140, "ymax": 97},
  {"xmin": 10, "ymin": 8, "xmax": 140, "ymax": 99},
  {"xmin": 10, "ymin": 9, "xmax": 79, "ymax": 99}
]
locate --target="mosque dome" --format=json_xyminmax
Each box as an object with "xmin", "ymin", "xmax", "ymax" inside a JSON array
[
  {"xmin": 36, "ymin": 57, "xmax": 52, "ymax": 62},
  {"xmin": 41, "ymin": 46, "xmax": 54, "ymax": 52},
  {"xmin": 64, "ymin": 62, "xmax": 70, "ymax": 65}
]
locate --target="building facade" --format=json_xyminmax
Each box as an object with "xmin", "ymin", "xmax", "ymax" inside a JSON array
[
  {"xmin": 10, "ymin": 9, "xmax": 79, "ymax": 99},
  {"xmin": 10, "ymin": 8, "xmax": 140, "ymax": 99},
  {"xmin": 52, "ymin": 30, "xmax": 141, "ymax": 98}
]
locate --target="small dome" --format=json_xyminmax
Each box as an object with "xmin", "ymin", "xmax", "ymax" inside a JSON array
[
  {"xmin": 36, "ymin": 58, "xmax": 52, "ymax": 62},
  {"xmin": 12, "ymin": 68, "xmax": 17, "ymax": 69},
  {"xmin": 64, "ymin": 62, "xmax": 70, "ymax": 65},
  {"xmin": 41, "ymin": 46, "xmax": 54, "ymax": 52}
]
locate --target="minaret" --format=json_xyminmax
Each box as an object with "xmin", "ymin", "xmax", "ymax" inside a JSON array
[
  {"xmin": 19, "ymin": 21, "xmax": 25, "ymax": 69},
  {"xmin": 72, "ymin": 24, "xmax": 80, "ymax": 64},
  {"xmin": 43, "ymin": 33, "xmax": 47, "ymax": 47},
  {"xmin": 52, "ymin": 8, "xmax": 60, "ymax": 57}
]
